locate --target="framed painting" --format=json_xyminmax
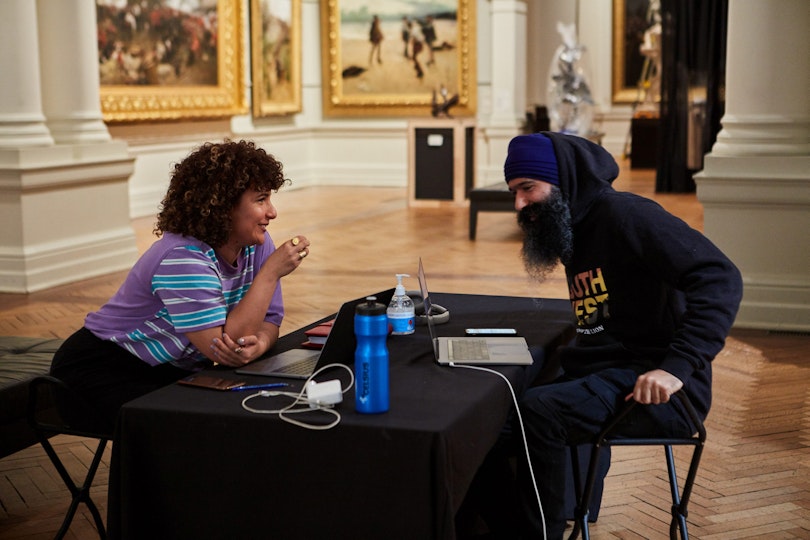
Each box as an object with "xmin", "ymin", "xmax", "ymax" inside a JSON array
[
  {"xmin": 251, "ymin": 0, "xmax": 302, "ymax": 116},
  {"xmin": 96, "ymin": 0, "xmax": 246, "ymax": 122},
  {"xmin": 612, "ymin": 0, "xmax": 650, "ymax": 103},
  {"xmin": 319, "ymin": 0, "xmax": 476, "ymax": 117}
]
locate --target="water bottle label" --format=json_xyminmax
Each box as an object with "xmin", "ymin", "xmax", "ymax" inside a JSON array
[
  {"xmin": 388, "ymin": 313, "xmax": 414, "ymax": 334},
  {"xmin": 355, "ymin": 356, "xmax": 389, "ymax": 413},
  {"xmin": 358, "ymin": 361, "xmax": 371, "ymax": 402}
]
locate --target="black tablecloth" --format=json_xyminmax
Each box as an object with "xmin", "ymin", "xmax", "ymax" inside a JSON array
[{"xmin": 108, "ymin": 293, "xmax": 573, "ymax": 540}]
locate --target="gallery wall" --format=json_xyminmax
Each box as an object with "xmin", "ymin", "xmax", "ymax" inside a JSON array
[{"xmin": 105, "ymin": 0, "xmax": 634, "ymax": 219}]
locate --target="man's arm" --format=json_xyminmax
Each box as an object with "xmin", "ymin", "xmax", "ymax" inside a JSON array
[{"xmin": 624, "ymin": 200, "xmax": 743, "ymax": 404}]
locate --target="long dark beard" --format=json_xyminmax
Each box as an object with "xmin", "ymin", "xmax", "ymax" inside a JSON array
[{"xmin": 517, "ymin": 187, "xmax": 573, "ymax": 281}]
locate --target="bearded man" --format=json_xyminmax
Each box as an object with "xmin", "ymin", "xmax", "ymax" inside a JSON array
[{"xmin": 492, "ymin": 132, "xmax": 743, "ymax": 539}]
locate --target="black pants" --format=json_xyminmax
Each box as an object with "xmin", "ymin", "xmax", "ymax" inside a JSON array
[{"xmin": 50, "ymin": 327, "xmax": 191, "ymax": 431}]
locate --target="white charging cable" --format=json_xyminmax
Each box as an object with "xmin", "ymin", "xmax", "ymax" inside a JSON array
[
  {"xmin": 241, "ymin": 363, "xmax": 355, "ymax": 430},
  {"xmin": 449, "ymin": 362, "xmax": 547, "ymax": 540}
]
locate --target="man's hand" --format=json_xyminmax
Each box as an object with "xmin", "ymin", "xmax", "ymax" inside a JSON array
[{"xmin": 626, "ymin": 369, "xmax": 684, "ymax": 404}]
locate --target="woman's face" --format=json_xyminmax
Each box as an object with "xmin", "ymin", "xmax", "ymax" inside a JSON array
[{"xmin": 228, "ymin": 188, "xmax": 277, "ymax": 248}]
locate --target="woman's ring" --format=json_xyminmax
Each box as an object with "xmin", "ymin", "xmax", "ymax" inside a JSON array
[
  {"xmin": 291, "ymin": 237, "xmax": 300, "ymax": 246},
  {"xmin": 235, "ymin": 347, "xmax": 243, "ymax": 354},
  {"xmin": 298, "ymin": 250, "xmax": 307, "ymax": 259}
]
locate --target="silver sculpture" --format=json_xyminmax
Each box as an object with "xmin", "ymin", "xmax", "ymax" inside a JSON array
[{"xmin": 546, "ymin": 22, "xmax": 594, "ymax": 136}]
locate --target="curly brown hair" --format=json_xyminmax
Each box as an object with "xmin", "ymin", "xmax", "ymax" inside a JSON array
[{"xmin": 155, "ymin": 139, "xmax": 289, "ymax": 247}]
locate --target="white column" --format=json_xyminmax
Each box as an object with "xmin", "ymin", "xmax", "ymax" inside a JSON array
[
  {"xmin": 695, "ymin": 0, "xmax": 810, "ymax": 331},
  {"xmin": 488, "ymin": 0, "xmax": 527, "ymax": 129},
  {"xmin": 36, "ymin": 0, "xmax": 111, "ymax": 144},
  {"xmin": 710, "ymin": 0, "xmax": 810, "ymax": 157},
  {"xmin": 477, "ymin": 0, "xmax": 527, "ymax": 184},
  {"xmin": 0, "ymin": 0, "xmax": 53, "ymax": 147},
  {"xmin": 0, "ymin": 0, "xmax": 137, "ymax": 293}
]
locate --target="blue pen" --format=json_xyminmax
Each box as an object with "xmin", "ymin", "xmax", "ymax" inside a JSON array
[{"xmin": 230, "ymin": 382, "xmax": 289, "ymax": 392}]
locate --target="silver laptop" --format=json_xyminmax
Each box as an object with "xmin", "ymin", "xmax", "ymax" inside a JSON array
[
  {"xmin": 235, "ymin": 347, "xmax": 321, "ymax": 380},
  {"xmin": 235, "ymin": 289, "xmax": 395, "ymax": 380},
  {"xmin": 418, "ymin": 258, "xmax": 533, "ymax": 366}
]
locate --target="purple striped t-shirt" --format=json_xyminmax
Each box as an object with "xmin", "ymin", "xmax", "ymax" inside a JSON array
[{"xmin": 85, "ymin": 232, "xmax": 284, "ymax": 370}]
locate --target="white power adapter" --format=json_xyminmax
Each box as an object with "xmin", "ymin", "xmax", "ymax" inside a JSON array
[{"xmin": 305, "ymin": 379, "xmax": 343, "ymax": 409}]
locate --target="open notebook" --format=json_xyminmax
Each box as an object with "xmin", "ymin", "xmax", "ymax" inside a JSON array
[
  {"xmin": 418, "ymin": 258, "xmax": 533, "ymax": 366},
  {"xmin": 235, "ymin": 289, "xmax": 394, "ymax": 379}
]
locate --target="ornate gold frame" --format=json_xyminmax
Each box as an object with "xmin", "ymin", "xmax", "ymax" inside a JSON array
[
  {"xmin": 99, "ymin": 0, "xmax": 246, "ymax": 122},
  {"xmin": 612, "ymin": 0, "xmax": 648, "ymax": 104},
  {"xmin": 251, "ymin": 0, "xmax": 302, "ymax": 116},
  {"xmin": 319, "ymin": 0, "xmax": 476, "ymax": 117}
]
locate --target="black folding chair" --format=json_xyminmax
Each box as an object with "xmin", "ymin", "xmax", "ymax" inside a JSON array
[
  {"xmin": 568, "ymin": 390, "xmax": 706, "ymax": 540},
  {"xmin": 27, "ymin": 375, "xmax": 112, "ymax": 539}
]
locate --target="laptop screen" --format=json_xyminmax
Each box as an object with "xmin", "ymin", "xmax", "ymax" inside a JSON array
[
  {"xmin": 417, "ymin": 258, "xmax": 440, "ymax": 357},
  {"xmin": 319, "ymin": 288, "xmax": 396, "ymax": 365}
]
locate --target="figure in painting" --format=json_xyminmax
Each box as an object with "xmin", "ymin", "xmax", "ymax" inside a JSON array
[
  {"xmin": 368, "ymin": 15, "xmax": 383, "ymax": 66},
  {"xmin": 401, "ymin": 16, "xmax": 412, "ymax": 58},
  {"xmin": 419, "ymin": 15, "xmax": 437, "ymax": 66},
  {"xmin": 410, "ymin": 21, "xmax": 425, "ymax": 79}
]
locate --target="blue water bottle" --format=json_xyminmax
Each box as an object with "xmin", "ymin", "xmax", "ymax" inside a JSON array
[{"xmin": 354, "ymin": 296, "xmax": 389, "ymax": 414}]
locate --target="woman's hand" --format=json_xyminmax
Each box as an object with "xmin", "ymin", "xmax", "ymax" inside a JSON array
[
  {"xmin": 264, "ymin": 235, "xmax": 311, "ymax": 279},
  {"xmin": 210, "ymin": 333, "xmax": 262, "ymax": 367},
  {"xmin": 200, "ymin": 323, "xmax": 278, "ymax": 367}
]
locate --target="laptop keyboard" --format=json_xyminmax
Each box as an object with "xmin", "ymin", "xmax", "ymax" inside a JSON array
[
  {"xmin": 448, "ymin": 339, "xmax": 490, "ymax": 361},
  {"xmin": 274, "ymin": 356, "xmax": 319, "ymax": 376}
]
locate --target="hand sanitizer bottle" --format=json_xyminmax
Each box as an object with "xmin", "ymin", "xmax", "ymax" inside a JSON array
[{"xmin": 387, "ymin": 274, "xmax": 415, "ymax": 335}]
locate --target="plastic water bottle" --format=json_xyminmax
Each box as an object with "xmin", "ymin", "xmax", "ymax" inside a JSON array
[
  {"xmin": 354, "ymin": 296, "xmax": 389, "ymax": 414},
  {"xmin": 387, "ymin": 274, "xmax": 415, "ymax": 335}
]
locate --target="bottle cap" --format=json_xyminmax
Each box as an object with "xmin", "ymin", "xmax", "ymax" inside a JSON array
[{"xmin": 356, "ymin": 296, "xmax": 386, "ymax": 316}]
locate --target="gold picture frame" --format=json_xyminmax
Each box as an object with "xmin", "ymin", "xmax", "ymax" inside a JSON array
[
  {"xmin": 251, "ymin": 0, "xmax": 302, "ymax": 116},
  {"xmin": 97, "ymin": 0, "xmax": 246, "ymax": 122},
  {"xmin": 612, "ymin": 0, "xmax": 650, "ymax": 104},
  {"xmin": 319, "ymin": 0, "xmax": 476, "ymax": 117}
]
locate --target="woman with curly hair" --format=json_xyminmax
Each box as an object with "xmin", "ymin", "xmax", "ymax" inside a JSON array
[{"xmin": 50, "ymin": 140, "xmax": 310, "ymax": 429}]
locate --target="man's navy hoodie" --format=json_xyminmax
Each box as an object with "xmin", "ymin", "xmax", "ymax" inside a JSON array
[{"xmin": 543, "ymin": 132, "xmax": 743, "ymax": 419}]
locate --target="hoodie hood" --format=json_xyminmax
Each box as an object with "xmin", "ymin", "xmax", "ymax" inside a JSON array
[{"xmin": 540, "ymin": 131, "xmax": 619, "ymax": 224}]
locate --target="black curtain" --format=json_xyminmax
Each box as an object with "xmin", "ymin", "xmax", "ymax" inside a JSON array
[{"xmin": 656, "ymin": 0, "xmax": 728, "ymax": 192}]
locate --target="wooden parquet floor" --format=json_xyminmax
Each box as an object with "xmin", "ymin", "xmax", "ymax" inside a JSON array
[{"xmin": 0, "ymin": 163, "xmax": 808, "ymax": 539}]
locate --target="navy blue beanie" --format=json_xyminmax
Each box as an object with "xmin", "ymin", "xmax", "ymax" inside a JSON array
[{"xmin": 503, "ymin": 133, "xmax": 560, "ymax": 186}]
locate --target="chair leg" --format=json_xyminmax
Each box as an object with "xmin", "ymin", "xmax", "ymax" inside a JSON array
[
  {"xmin": 39, "ymin": 435, "xmax": 109, "ymax": 539},
  {"xmin": 568, "ymin": 442, "xmax": 605, "ymax": 540},
  {"xmin": 568, "ymin": 445, "xmax": 584, "ymax": 540},
  {"xmin": 664, "ymin": 441, "xmax": 704, "ymax": 540},
  {"xmin": 82, "ymin": 439, "xmax": 109, "ymax": 539},
  {"xmin": 664, "ymin": 445, "xmax": 684, "ymax": 540}
]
